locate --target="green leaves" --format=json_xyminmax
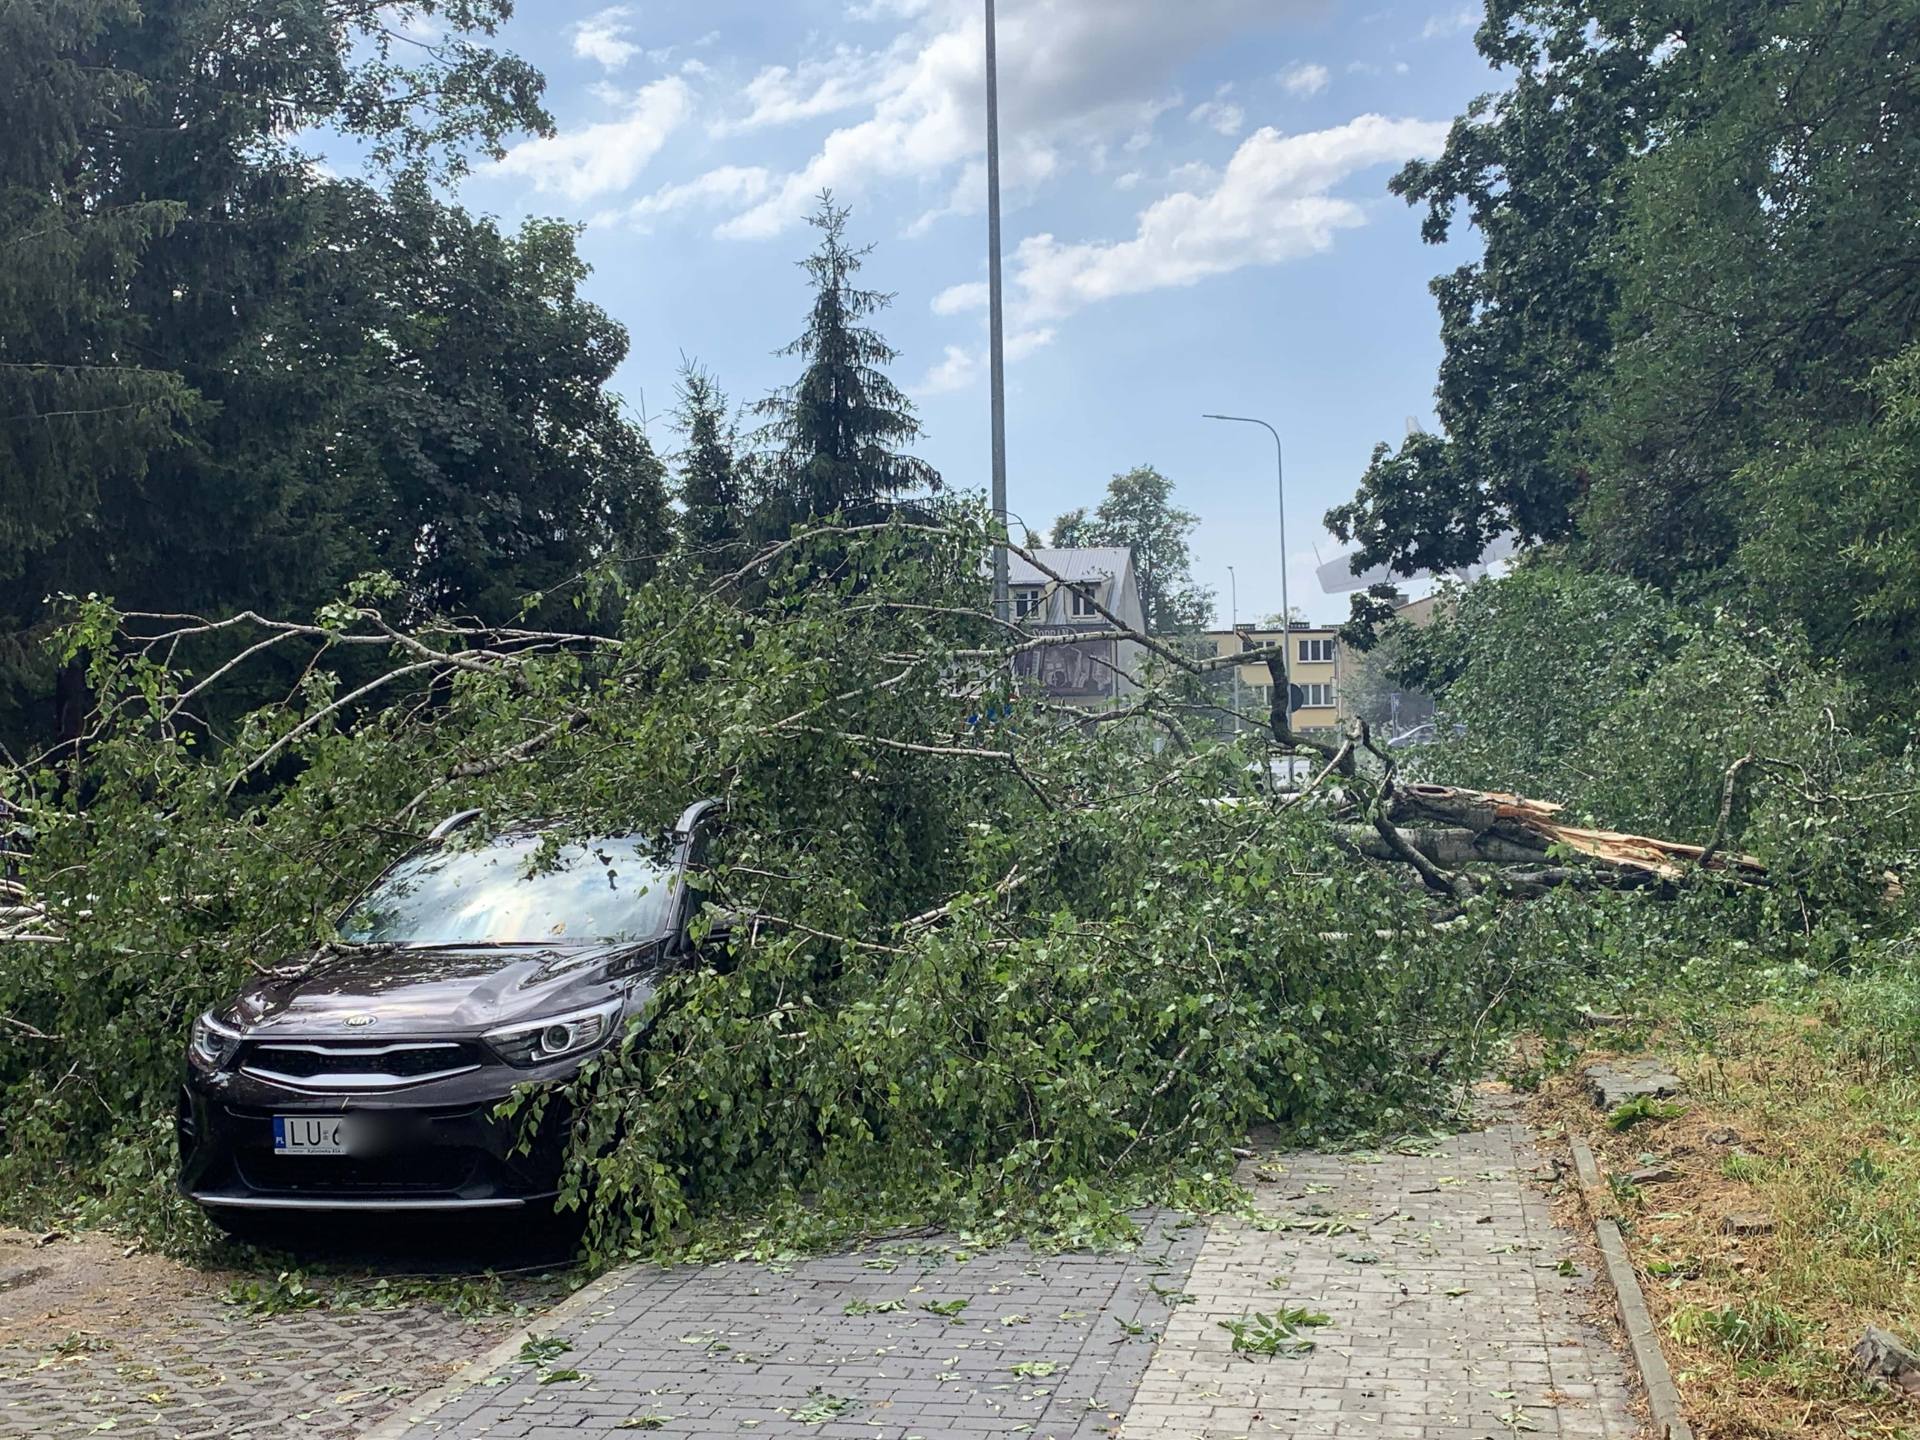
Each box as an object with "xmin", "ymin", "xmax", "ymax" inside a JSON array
[
  {"xmin": 1218, "ymin": 1307, "xmax": 1332, "ymax": 1357},
  {"xmin": 1606, "ymin": 1097, "xmax": 1687, "ymax": 1133},
  {"xmin": 1331, "ymin": 0, "xmax": 1920, "ymax": 762},
  {"xmin": 788, "ymin": 1390, "xmax": 859, "ymax": 1424},
  {"xmin": 0, "ymin": 514, "xmax": 1541, "ymax": 1258}
]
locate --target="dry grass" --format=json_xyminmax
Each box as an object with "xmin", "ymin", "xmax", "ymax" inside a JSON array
[{"xmin": 1527, "ymin": 1003, "xmax": 1920, "ymax": 1440}]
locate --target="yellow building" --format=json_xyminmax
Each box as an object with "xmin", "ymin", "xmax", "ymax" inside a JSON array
[{"xmin": 1202, "ymin": 624, "xmax": 1346, "ymax": 735}]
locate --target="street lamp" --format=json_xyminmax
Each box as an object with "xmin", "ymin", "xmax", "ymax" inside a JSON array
[
  {"xmin": 1227, "ymin": 563, "xmax": 1241, "ymax": 733},
  {"xmin": 985, "ymin": 0, "xmax": 1010, "ymax": 622},
  {"xmin": 1204, "ymin": 413, "xmax": 1290, "ymax": 729}
]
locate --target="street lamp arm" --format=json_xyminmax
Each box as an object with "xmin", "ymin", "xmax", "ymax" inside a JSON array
[{"xmin": 1203, "ymin": 412, "xmax": 1292, "ymax": 722}]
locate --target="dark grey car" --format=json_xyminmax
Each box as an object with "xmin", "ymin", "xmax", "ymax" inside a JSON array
[{"xmin": 177, "ymin": 802, "xmax": 721, "ymax": 1235}]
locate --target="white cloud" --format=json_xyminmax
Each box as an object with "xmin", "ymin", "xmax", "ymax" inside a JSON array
[
  {"xmin": 913, "ymin": 326, "xmax": 1056, "ymax": 395},
  {"xmin": 850, "ymin": 0, "xmax": 938, "ymax": 18},
  {"xmin": 717, "ymin": 43, "xmax": 914, "ymax": 135},
  {"xmin": 932, "ymin": 280, "xmax": 989, "ymax": 315},
  {"xmin": 1281, "ymin": 62, "xmax": 1331, "ymax": 96},
  {"xmin": 1421, "ymin": 7, "xmax": 1478, "ymax": 39},
  {"xmin": 716, "ymin": 0, "xmax": 1309, "ymax": 241},
  {"xmin": 491, "ymin": 78, "xmax": 693, "ymax": 201},
  {"xmin": 903, "ymin": 142, "xmax": 1060, "ymax": 236},
  {"xmin": 1007, "ymin": 326, "xmax": 1055, "ymax": 360},
  {"xmin": 1008, "ymin": 115, "xmax": 1449, "ymax": 322},
  {"xmin": 1189, "ymin": 99, "xmax": 1246, "ymax": 136},
  {"xmin": 573, "ymin": 6, "xmax": 640, "ymax": 70},
  {"xmin": 917, "ymin": 344, "xmax": 980, "ymax": 395},
  {"xmin": 380, "ymin": 4, "xmax": 443, "ymax": 43},
  {"xmin": 597, "ymin": 166, "xmax": 774, "ymax": 229},
  {"xmin": 1114, "ymin": 170, "xmax": 1144, "ymax": 191}
]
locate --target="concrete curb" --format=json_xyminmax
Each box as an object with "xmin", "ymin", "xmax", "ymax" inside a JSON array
[
  {"xmin": 359, "ymin": 1262, "xmax": 636, "ymax": 1439},
  {"xmin": 1568, "ymin": 1136, "xmax": 1694, "ymax": 1440}
]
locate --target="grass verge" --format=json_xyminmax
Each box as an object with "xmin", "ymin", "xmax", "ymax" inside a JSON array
[{"xmin": 1528, "ymin": 986, "xmax": 1920, "ymax": 1439}]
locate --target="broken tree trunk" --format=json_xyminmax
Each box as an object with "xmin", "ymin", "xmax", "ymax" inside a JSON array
[
  {"xmin": 1389, "ymin": 783, "xmax": 1769, "ymax": 884},
  {"xmin": 1340, "ymin": 824, "xmax": 1561, "ymax": 869}
]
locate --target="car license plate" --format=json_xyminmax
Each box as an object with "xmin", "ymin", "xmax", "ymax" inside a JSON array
[{"xmin": 272, "ymin": 1115, "xmax": 348, "ymax": 1156}]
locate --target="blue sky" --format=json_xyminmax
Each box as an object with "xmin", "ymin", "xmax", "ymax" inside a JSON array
[{"xmin": 436, "ymin": 0, "xmax": 1494, "ymax": 624}]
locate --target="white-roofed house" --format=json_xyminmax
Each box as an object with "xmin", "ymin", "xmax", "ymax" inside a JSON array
[{"xmin": 1006, "ymin": 547, "xmax": 1146, "ymax": 707}]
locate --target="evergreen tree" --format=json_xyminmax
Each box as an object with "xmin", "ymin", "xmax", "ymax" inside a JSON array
[
  {"xmin": 756, "ymin": 196, "xmax": 939, "ymax": 531},
  {"xmin": 0, "ymin": 0, "xmax": 197, "ymax": 719},
  {"xmin": 674, "ymin": 361, "xmax": 745, "ymax": 569}
]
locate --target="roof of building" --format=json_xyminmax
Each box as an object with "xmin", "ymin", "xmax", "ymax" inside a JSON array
[{"xmin": 1007, "ymin": 546, "xmax": 1132, "ymax": 588}]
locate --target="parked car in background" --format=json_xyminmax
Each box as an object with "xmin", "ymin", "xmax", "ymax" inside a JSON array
[
  {"xmin": 177, "ymin": 803, "xmax": 723, "ymax": 1237},
  {"xmin": 1386, "ymin": 720, "xmax": 1467, "ymax": 749}
]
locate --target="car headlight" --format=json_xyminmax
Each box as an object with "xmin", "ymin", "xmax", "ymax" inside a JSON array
[
  {"xmin": 189, "ymin": 1011, "xmax": 244, "ymax": 1071},
  {"xmin": 484, "ymin": 997, "xmax": 625, "ymax": 1069}
]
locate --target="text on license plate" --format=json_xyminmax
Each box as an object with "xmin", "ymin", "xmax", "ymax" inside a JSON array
[{"xmin": 273, "ymin": 1115, "xmax": 348, "ymax": 1155}]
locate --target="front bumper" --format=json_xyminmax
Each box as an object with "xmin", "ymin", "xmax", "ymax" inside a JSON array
[{"xmin": 178, "ymin": 1070, "xmax": 573, "ymax": 1213}]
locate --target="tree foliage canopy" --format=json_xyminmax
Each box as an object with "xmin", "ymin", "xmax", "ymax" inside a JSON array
[
  {"xmin": 1329, "ymin": 0, "xmax": 1920, "ymax": 724},
  {"xmin": 0, "ymin": 0, "xmax": 663, "ymax": 745},
  {"xmin": 1054, "ymin": 467, "xmax": 1213, "ymax": 635}
]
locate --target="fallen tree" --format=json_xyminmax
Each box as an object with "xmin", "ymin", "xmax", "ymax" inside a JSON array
[
  {"xmin": 0, "ymin": 510, "xmax": 1896, "ymax": 1256},
  {"xmin": 1339, "ymin": 786, "xmax": 1770, "ymax": 895}
]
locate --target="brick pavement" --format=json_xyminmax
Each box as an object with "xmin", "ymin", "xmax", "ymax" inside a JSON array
[
  {"xmin": 2, "ymin": 1103, "xmax": 1642, "ymax": 1440},
  {"xmin": 0, "ymin": 1288, "xmax": 545, "ymax": 1440},
  {"xmin": 1122, "ymin": 1095, "xmax": 1640, "ymax": 1440},
  {"xmin": 394, "ymin": 1219, "xmax": 1207, "ymax": 1440}
]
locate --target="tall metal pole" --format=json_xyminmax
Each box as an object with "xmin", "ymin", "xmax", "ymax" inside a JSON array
[
  {"xmin": 985, "ymin": 0, "xmax": 1010, "ymax": 622},
  {"xmin": 1204, "ymin": 414, "xmax": 1289, "ymax": 728},
  {"xmin": 1228, "ymin": 564, "xmax": 1241, "ymax": 734}
]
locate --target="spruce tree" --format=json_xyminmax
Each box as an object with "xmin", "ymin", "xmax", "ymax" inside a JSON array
[
  {"xmin": 674, "ymin": 361, "xmax": 745, "ymax": 568},
  {"xmin": 756, "ymin": 196, "xmax": 939, "ymax": 531}
]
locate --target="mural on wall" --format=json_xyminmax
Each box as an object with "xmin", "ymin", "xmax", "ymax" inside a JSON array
[{"xmin": 1012, "ymin": 630, "xmax": 1120, "ymax": 701}]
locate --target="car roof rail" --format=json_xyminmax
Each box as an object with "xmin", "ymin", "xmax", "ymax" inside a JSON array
[
  {"xmin": 427, "ymin": 808, "xmax": 486, "ymax": 841},
  {"xmin": 673, "ymin": 799, "xmax": 723, "ymax": 838}
]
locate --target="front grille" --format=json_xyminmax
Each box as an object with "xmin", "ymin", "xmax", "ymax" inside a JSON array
[
  {"xmin": 239, "ymin": 1039, "xmax": 484, "ymax": 1090},
  {"xmin": 237, "ymin": 1150, "xmax": 480, "ymax": 1194}
]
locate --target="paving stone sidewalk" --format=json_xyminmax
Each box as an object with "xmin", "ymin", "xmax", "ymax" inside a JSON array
[
  {"xmin": 383, "ymin": 1098, "xmax": 1639, "ymax": 1440},
  {"xmin": 1123, "ymin": 1094, "xmax": 1639, "ymax": 1440},
  {"xmin": 1, "ymin": 1103, "xmax": 1640, "ymax": 1440},
  {"xmin": 0, "ymin": 1287, "xmax": 541, "ymax": 1439},
  {"xmin": 388, "ymin": 1218, "xmax": 1207, "ymax": 1440}
]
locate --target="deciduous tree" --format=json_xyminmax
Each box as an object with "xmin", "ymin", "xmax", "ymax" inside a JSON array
[
  {"xmin": 1077, "ymin": 466, "xmax": 1213, "ymax": 635},
  {"xmin": 0, "ymin": 1, "xmax": 664, "ymax": 744}
]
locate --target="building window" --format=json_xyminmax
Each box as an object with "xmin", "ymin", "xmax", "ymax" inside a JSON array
[
  {"xmin": 1013, "ymin": 587, "xmax": 1043, "ymax": 619},
  {"xmin": 1299, "ymin": 637, "xmax": 1336, "ymax": 664},
  {"xmin": 1246, "ymin": 683, "xmax": 1273, "ymax": 711},
  {"xmin": 1301, "ymin": 682, "xmax": 1336, "ymax": 709},
  {"xmin": 1070, "ymin": 585, "xmax": 1101, "ymax": 619}
]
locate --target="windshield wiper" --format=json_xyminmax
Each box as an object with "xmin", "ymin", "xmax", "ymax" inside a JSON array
[{"xmin": 396, "ymin": 939, "xmax": 569, "ymax": 950}]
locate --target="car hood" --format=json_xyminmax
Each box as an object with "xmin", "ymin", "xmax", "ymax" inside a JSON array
[{"xmin": 224, "ymin": 941, "xmax": 663, "ymax": 1036}]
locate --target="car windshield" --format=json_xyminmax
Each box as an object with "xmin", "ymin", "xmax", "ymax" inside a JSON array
[{"xmin": 339, "ymin": 834, "xmax": 679, "ymax": 947}]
